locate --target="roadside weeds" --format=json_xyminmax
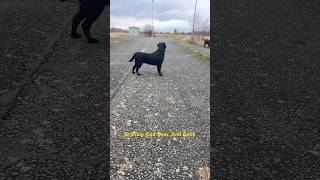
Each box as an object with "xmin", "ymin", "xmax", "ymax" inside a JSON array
[{"xmin": 178, "ymin": 42, "xmax": 210, "ymax": 63}]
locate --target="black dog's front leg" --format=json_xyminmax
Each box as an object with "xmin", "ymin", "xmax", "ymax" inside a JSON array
[{"xmin": 157, "ymin": 65, "xmax": 162, "ymax": 76}]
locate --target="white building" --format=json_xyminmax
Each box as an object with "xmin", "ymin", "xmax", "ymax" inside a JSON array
[{"xmin": 128, "ymin": 26, "xmax": 140, "ymax": 36}]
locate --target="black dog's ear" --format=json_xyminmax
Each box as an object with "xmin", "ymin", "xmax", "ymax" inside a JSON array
[{"xmin": 157, "ymin": 43, "xmax": 160, "ymax": 47}]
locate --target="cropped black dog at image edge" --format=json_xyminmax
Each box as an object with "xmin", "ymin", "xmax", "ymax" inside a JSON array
[
  {"xmin": 129, "ymin": 42, "xmax": 166, "ymax": 76},
  {"xmin": 61, "ymin": 0, "xmax": 109, "ymax": 43},
  {"xmin": 203, "ymin": 39, "xmax": 211, "ymax": 47}
]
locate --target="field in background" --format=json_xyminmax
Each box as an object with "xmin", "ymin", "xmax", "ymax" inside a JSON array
[
  {"xmin": 110, "ymin": 32, "xmax": 210, "ymax": 62},
  {"xmin": 158, "ymin": 33, "xmax": 210, "ymax": 62},
  {"xmin": 158, "ymin": 34, "xmax": 210, "ymax": 47},
  {"xmin": 110, "ymin": 32, "xmax": 130, "ymax": 45},
  {"xmin": 111, "ymin": 32, "xmax": 210, "ymax": 47}
]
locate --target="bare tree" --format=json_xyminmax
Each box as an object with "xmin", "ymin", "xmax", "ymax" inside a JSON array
[
  {"xmin": 199, "ymin": 17, "xmax": 210, "ymax": 40},
  {"xmin": 190, "ymin": 14, "xmax": 210, "ymax": 41},
  {"xmin": 144, "ymin": 24, "xmax": 153, "ymax": 37}
]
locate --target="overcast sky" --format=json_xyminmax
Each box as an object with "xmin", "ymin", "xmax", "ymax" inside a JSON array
[{"xmin": 110, "ymin": 0, "xmax": 210, "ymax": 33}]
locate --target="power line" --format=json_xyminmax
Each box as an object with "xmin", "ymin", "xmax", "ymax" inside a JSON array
[
  {"xmin": 152, "ymin": 0, "xmax": 154, "ymax": 37},
  {"xmin": 192, "ymin": 0, "xmax": 198, "ymax": 42}
]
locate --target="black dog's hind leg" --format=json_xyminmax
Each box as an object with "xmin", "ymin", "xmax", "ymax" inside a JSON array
[
  {"xmin": 82, "ymin": 8, "xmax": 105, "ymax": 44},
  {"xmin": 82, "ymin": 16, "xmax": 99, "ymax": 43},
  {"xmin": 71, "ymin": 8, "xmax": 85, "ymax": 38},
  {"xmin": 157, "ymin": 65, "xmax": 162, "ymax": 76},
  {"xmin": 136, "ymin": 63, "xmax": 142, "ymax": 75},
  {"xmin": 132, "ymin": 65, "xmax": 136, "ymax": 74}
]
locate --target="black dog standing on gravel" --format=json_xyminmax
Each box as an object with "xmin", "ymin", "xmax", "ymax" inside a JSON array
[
  {"xmin": 61, "ymin": 0, "xmax": 109, "ymax": 43},
  {"xmin": 129, "ymin": 42, "xmax": 166, "ymax": 76}
]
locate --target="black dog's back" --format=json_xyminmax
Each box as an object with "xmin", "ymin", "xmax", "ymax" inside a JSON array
[
  {"xmin": 80, "ymin": 0, "xmax": 109, "ymax": 12},
  {"xmin": 130, "ymin": 52, "xmax": 164, "ymax": 66},
  {"xmin": 129, "ymin": 42, "xmax": 166, "ymax": 76}
]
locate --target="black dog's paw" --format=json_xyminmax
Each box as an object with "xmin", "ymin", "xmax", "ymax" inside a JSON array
[
  {"xmin": 159, "ymin": 74, "xmax": 163, "ymax": 76},
  {"xmin": 88, "ymin": 38, "xmax": 100, "ymax": 44},
  {"xmin": 137, "ymin": 73, "xmax": 142, "ymax": 75},
  {"xmin": 132, "ymin": 71, "xmax": 135, "ymax": 74},
  {"xmin": 71, "ymin": 32, "xmax": 81, "ymax": 38}
]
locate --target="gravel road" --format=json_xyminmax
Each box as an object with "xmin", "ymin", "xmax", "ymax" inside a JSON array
[
  {"xmin": 0, "ymin": 1, "xmax": 109, "ymax": 178},
  {"xmin": 110, "ymin": 37, "xmax": 210, "ymax": 179},
  {"xmin": 212, "ymin": 0, "xmax": 320, "ymax": 179},
  {"xmin": 0, "ymin": 0, "xmax": 75, "ymax": 118}
]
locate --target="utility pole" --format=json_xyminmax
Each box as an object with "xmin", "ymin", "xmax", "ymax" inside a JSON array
[
  {"xmin": 192, "ymin": 0, "xmax": 198, "ymax": 42},
  {"xmin": 152, "ymin": 0, "xmax": 154, "ymax": 37}
]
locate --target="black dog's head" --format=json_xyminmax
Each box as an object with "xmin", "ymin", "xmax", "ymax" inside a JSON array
[{"xmin": 157, "ymin": 42, "xmax": 166, "ymax": 52}]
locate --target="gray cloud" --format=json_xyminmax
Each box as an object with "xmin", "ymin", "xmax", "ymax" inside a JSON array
[{"xmin": 110, "ymin": 0, "xmax": 210, "ymax": 32}]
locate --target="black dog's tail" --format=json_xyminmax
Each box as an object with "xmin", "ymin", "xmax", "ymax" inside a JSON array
[{"xmin": 129, "ymin": 53, "xmax": 136, "ymax": 62}]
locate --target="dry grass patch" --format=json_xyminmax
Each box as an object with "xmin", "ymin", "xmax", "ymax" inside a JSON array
[
  {"xmin": 303, "ymin": 0, "xmax": 320, "ymax": 6},
  {"xmin": 178, "ymin": 42, "xmax": 210, "ymax": 63},
  {"xmin": 110, "ymin": 32, "xmax": 130, "ymax": 45}
]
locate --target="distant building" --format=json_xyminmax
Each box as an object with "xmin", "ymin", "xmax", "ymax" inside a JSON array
[
  {"xmin": 110, "ymin": 27, "xmax": 123, "ymax": 32},
  {"xmin": 128, "ymin": 26, "xmax": 140, "ymax": 36}
]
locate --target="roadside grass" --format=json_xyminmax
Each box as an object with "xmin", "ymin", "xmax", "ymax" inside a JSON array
[
  {"xmin": 159, "ymin": 33, "xmax": 210, "ymax": 63},
  {"xmin": 178, "ymin": 41, "xmax": 210, "ymax": 63},
  {"xmin": 302, "ymin": 0, "xmax": 320, "ymax": 6},
  {"xmin": 158, "ymin": 34, "xmax": 206, "ymax": 46}
]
